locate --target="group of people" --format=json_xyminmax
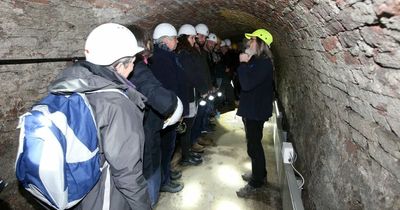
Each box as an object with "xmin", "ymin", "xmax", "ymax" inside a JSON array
[{"xmin": 53, "ymin": 21, "xmax": 274, "ymax": 210}]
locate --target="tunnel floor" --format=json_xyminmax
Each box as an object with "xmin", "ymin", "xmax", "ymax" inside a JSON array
[{"xmin": 155, "ymin": 109, "xmax": 282, "ymax": 210}]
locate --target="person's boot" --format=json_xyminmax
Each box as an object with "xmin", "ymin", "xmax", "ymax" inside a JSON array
[
  {"xmin": 190, "ymin": 151, "xmax": 202, "ymax": 159},
  {"xmin": 170, "ymin": 180, "xmax": 183, "ymax": 188},
  {"xmin": 236, "ymin": 184, "xmax": 262, "ymax": 198},
  {"xmin": 191, "ymin": 142, "xmax": 205, "ymax": 153},
  {"xmin": 179, "ymin": 156, "xmax": 202, "ymax": 166},
  {"xmin": 241, "ymin": 173, "xmax": 252, "ymax": 182},
  {"xmin": 197, "ymin": 136, "xmax": 213, "ymax": 146},
  {"xmin": 242, "ymin": 173, "xmax": 267, "ymax": 184},
  {"xmin": 160, "ymin": 181, "xmax": 183, "ymax": 193},
  {"xmin": 170, "ymin": 170, "xmax": 182, "ymax": 180}
]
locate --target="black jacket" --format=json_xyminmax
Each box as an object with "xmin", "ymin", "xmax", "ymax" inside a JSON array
[
  {"xmin": 177, "ymin": 49, "xmax": 208, "ymax": 102},
  {"xmin": 151, "ymin": 45, "xmax": 189, "ymax": 116},
  {"xmin": 196, "ymin": 48, "xmax": 213, "ymax": 90},
  {"xmin": 128, "ymin": 61, "xmax": 177, "ymax": 178},
  {"xmin": 236, "ymin": 56, "xmax": 274, "ymax": 121},
  {"xmin": 130, "ymin": 61, "xmax": 177, "ymax": 116}
]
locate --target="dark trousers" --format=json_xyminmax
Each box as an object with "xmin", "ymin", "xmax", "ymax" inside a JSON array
[
  {"xmin": 181, "ymin": 117, "xmax": 195, "ymax": 159},
  {"xmin": 160, "ymin": 124, "xmax": 177, "ymax": 186},
  {"xmin": 191, "ymin": 105, "xmax": 206, "ymax": 144},
  {"xmin": 243, "ymin": 118, "xmax": 267, "ymax": 187}
]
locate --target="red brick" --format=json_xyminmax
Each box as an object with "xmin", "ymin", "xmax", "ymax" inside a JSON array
[
  {"xmin": 343, "ymin": 51, "xmax": 361, "ymax": 65},
  {"xmin": 377, "ymin": 0, "xmax": 400, "ymax": 16},
  {"xmin": 324, "ymin": 52, "xmax": 337, "ymax": 63},
  {"xmin": 345, "ymin": 139, "xmax": 359, "ymax": 156},
  {"xmin": 321, "ymin": 36, "xmax": 339, "ymax": 52}
]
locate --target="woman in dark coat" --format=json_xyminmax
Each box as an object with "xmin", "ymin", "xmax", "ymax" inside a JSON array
[
  {"xmin": 235, "ymin": 29, "xmax": 274, "ymax": 197},
  {"xmin": 176, "ymin": 24, "xmax": 208, "ymax": 166}
]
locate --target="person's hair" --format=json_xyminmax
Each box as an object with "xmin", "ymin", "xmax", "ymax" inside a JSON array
[
  {"xmin": 176, "ymin": 35, "xmax": 195, "ymax": 53},
  {"xmin": 253, "ymin": 37, "xmax": 273, "ymax": 59},
  {"xmin": 106, "ymin": 56, "xmax": 132, "ymax": 71},
  {"xmin": 126, "ymin": 25, "xmax": 152, "ymax": 64}
]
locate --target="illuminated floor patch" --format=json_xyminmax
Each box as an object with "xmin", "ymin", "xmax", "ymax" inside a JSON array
[{"xmin": 156, "ymin": 109, "xmax": 281, "ymax": 210}]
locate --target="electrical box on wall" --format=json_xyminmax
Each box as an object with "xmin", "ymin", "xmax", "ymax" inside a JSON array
[{"xmin": 282, "ymin": 142, "xmax": 294, "ymax": 164}]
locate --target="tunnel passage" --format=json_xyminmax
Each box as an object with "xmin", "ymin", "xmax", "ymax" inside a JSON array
[{"xmin": 0, "ymin": 0, "xmax": 399, "ymax": 209}]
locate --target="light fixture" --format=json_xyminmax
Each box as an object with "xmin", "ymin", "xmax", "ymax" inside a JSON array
[{"xmin": 199, "ymin": 99, "xmax": 207, "ymax": 106}]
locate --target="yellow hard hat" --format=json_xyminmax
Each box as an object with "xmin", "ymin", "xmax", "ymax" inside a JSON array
[
  {"xmin": 231, "ymin": 43, "xmax": 238, "ymax": 50},
  {"xmin": 245, "ymin": 29, "xmax": 273, "ymax": 46}
]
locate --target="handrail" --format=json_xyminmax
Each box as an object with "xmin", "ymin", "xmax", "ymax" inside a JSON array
[{"xmin": 0, "ymin": 57, "xmax": 85, "ymax": 65}]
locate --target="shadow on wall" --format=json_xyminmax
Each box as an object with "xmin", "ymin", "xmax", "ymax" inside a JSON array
[
  {"xmin": 0, "ymin": 200, "xmax": 11, "ymax": 210},
  {"xmin": 0, "ymin": 183, "xmax": 45, "ymax": 210}
]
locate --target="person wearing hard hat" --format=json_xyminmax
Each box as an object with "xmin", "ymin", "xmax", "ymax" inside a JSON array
[
  {"xmin": 231, "ymin": 42, "xmax": 239, "ymax": 51},
  {"xmin": 195, "ymin": 23, "xmax": 209, "ymax": 48},
  {"xmin": 205, "ymin": 32, "xmax": 219, "ymax": 85},
  {"xmin": 150, "ymin": 23, "xmax": 186, "ymax": 194},
  {"xmin": 205, "ymin": 33, "xmax": 224, "ymax": 124},
  {"xmin": 191, "ymin": 23, "xmax": 215, "ymax": 148},
  {"xmin": 175, "ymin": 24, "xmax": 210, "ymax": 166},
  {"xmin": 127, "ymin": 25, "xmax": 182, "ymax": 208},
  {"xmin": 219, "ymin": 38, "xmax": 237, "ymax": 108},
  {"xmin": 205, "ymin": 33, "xmax": 218, "ymax": 53},
  {"xmin": 48, "ymin": 23, "xmax": 150, "ymax": 209},
  {"xmin": 224, "ymin": 38, "xmax": 232, "ymax": 49},
  {"xmin": 235, "ymin": 28, "xmax": 274, "ymax": 198}
]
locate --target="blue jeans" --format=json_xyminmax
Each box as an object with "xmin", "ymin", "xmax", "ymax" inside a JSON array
[
  {"xmin": 147, "ymin": 167, "xmax": 161, "ymax": 208},
  {"xmin": 160, "ymin": 125, "xmax": 177, "ymax": 186}
]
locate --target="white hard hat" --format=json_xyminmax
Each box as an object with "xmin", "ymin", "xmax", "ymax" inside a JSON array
[
  {"xmin": 207, "ymin": 33, "xmax": 218, "ymax": 43},
  {"xmin": 224, "ymin": 39, "xmax": 231, "ymax": 47},
  {"xmin": 195, "ymin": 23, "xmax": 209, "ymax": 36},
  {"xmin": 85, "ymin": 23, "xmax": 144, "ymax": 66},
  {"xmin": 178, "ymin": 24, "xmax": 196, "ymax": 36},
  {"xmin": 220, "ymin": 40, "xmax": 226, "ymax": 47},
  {"xmin": 153, "ymin": 23, "xmax": 177, "ymax": 40},
  {"xmin": 163, "ymin": 97, "xmax": 183, "ymax": 129}
]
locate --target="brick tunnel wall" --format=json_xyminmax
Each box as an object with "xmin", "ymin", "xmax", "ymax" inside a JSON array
[
  {"xmin": 0, "ymin": 0, "xmax": 399, "ymax": 209},
  {"xmin": 274, "ymin": 0, "xmax": 400, "ymax": 209}
]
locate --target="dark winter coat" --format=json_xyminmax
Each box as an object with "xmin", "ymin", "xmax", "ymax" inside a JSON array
[
  {"xmin": 236, "ymin": 56, "xmax": 274, "ymax": 121},
  {"xmin": 128, "ymin": 61, "xmax": 177, "ymax": 178},
  {"xmin": 177, "ymin": 49, "xmax": 208, "ymax": 102},
  {"xmin": 150, "ymin": 45, "xmax": 189, "ymax": 116},
  {"xmin": 196, "ymin": 48, "xmax": 213, "ymax": 90}
]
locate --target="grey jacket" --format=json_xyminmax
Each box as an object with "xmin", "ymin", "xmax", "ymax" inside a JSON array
[{"xmin": 49, "ymin": 61, "xmax": 151, "ymax": 210}]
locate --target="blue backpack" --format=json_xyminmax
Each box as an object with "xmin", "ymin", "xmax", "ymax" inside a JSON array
[{"xmin": 15, "ymin": 92, "xmax": 103, "ymax": 209}]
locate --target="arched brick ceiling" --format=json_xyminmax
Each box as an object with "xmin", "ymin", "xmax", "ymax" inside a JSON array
[
  {"xmin": 134, "ymin": 1, "xmax": 278, "ymax": 40},
  {"xmin": 2, "ymin": 0, "xmax": 398, "ymax": 59}
]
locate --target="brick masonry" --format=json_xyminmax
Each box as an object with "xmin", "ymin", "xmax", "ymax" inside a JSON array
[
  {"xmin": 275, "ymin": 0, "xmax": 400, "ymax": 209},
  {"xmin": 0, "ymin": 0, "xmax": 399, "ymax": 209}
]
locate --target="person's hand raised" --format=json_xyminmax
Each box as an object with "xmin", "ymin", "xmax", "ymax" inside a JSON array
[{"xmin": 239, "ymin": 53, "xmax": 251, "ymax": 63}]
